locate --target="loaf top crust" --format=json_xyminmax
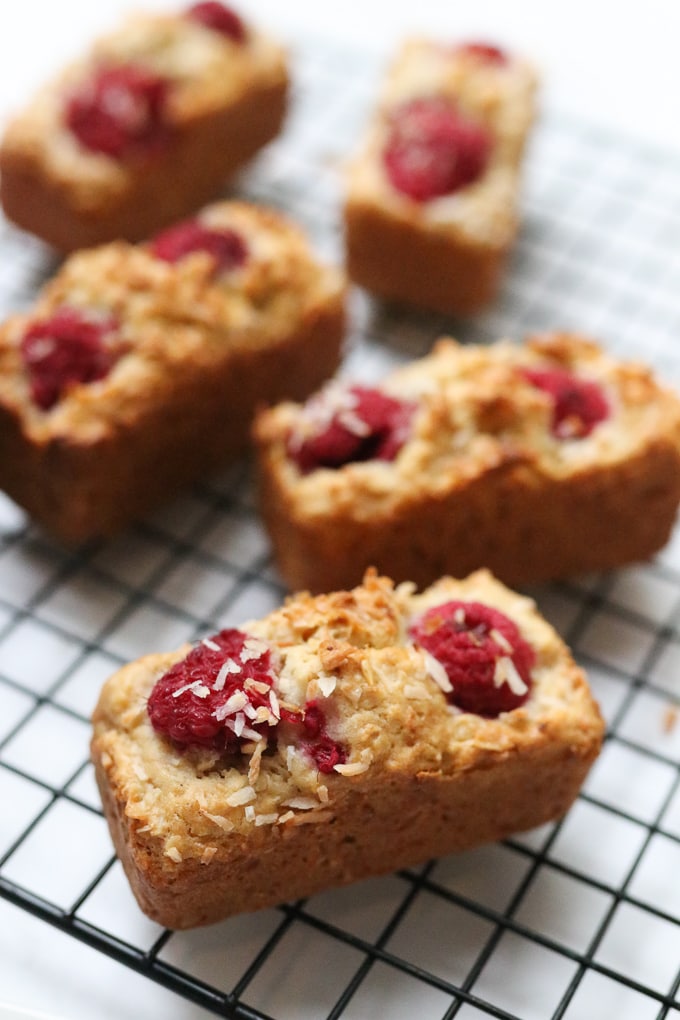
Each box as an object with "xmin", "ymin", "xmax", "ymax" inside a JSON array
[
  {"xmin": 0, "ymin": 8, "xmax": 288, "ymax": 209},
  {"xmin": 91, "ymin": 569, "xmax": 603, "ymax": 868},
  {"xmin": 345, "ymin": 38, "xmax": 539, "ymax": 245},
  {"xmin": 254, "ymin": 333, "xmax": 680, "ymax": 520},
  {"xmin": 0, "ymin": 201, "xmax": 345, "ymax": 442}
]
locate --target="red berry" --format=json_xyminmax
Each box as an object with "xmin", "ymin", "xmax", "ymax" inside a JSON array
[
  {"xmin": 410, "ymin": 600, "xmax": 534, "ymax": 717},
  {"xmin": 456, "ymin": 42, "xmax": 508, "ymax": 65},
  {"xmin": 289, "ymin": 385, "xmax": 416, "ymax": 473},
  {"xmin": 149, "ymin": 218, "xmax": 248, "ymax": 273},
  {"xmin": 383, "ymin": 97, "xmax": 492, "ymax": 201},
  {"xmin": 522, "ymin": 367, "xmax": 610, "ymax": 439},
  {"xmin": 185, "ymin": 1, "xmax": 246, "ymax": 42},
  {"xmin": 301, "ymin": 701, "xmax": 346, "ymax": 773},
  {"xmin": 21, "ymin": 307, "xmax": 119, "ymax": 411},
  {"xmin": 148, "ymin": 629, "xmax": 295, "ymax": 752},
  {"xmin": 65, "ymin": 63, "xmax": 169, "ymax": 158}
]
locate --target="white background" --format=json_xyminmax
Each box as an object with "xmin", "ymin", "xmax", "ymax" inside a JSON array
[
  {"xmin": 0, "ymin": 2, "xmax": 679, "ymax": 1018},
  {"xmin": 0, "ymin": 0, "xmax": 679, "ymax": 151}
]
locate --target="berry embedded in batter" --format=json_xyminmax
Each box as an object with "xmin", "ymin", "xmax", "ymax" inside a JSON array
[
  {"xmin": 150, "ymin": 218, "xmax": 248, "ymax": 273},
  {"xmin": 455, "ymin": 42, "xmax": 508, "ymax": 65},
  {"xmin": 148, "ymin": 629, "xmax": 295, "ymax": 753},
  {"xmin": 383, "ymin": 96, "xmax": 492, "ymax": 202},
  {"xmin": 148, "ymin": 632, "xmax": 348, "ymax": 771},
  {"xmin": 289, "ymin": 384, "xmax": 417, "ymax": 473},
  {"xmin": 300, "ymin": 700, "xmax": 346, "ymax": 773},
  {"xmin": 185, "ymin": 1, "xmax": 247, "ymax": 42},
  {"xmin": 20, "ymin": 307, "xmax": 120, "ymax": 411},
  {"xmin": 410, "ymin": 600, "xmax": 534, "ymax": 716},
  {"xmin": 523, "ymin": 366, "xmax": 610, "ymax": 439},
  {"xmin": 64, "ymin": 64, "xmax": 169, "ymax": 158}
]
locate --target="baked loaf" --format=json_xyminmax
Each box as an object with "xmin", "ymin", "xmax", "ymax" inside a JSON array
[
  {"xmin": 0, "ymin": 200, "xmax": 346, "ymax": 543},
  {"xmin": 254, "ymin": 333, "xmax": 680, "ymax": 592},
  {"xmin": 0, "ymin": 3, "xmax": 288, "ymax": 251},
  {"xmin": 344, "ymin": 38, "xmax": 537, "ymax": 315},
  {"xmin": 91, "ymin": 568, "xmax": 603, "ymax": 929}
]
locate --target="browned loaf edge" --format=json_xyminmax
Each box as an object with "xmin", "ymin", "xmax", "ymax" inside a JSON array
[
  {"xmin": 0, "ymin": 202, "xmax": 346, "ymax": 543},
  {"xmin": 91, "ymin": 570, "xmax": 603, "ymax": 929},
  {"xmin": 344, "ymin": 199, "xmax": 508, "ymax": 316},
  {"xmin": 0, "ymin": 78, "xmax": 288, "ymax": 253},
  {"xmin": 253, "ymin": 333, "xmax": 680, "ymax": 593}
]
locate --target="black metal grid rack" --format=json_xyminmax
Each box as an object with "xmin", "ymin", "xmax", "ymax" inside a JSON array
[{"xmin": 2, "ymin": 34, "xmax": 680, "ymax": 1020}]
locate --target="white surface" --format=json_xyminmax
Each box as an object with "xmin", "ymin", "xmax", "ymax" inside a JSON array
[
  {"xmin": 0, "ymin": 2, "xmax": 679, "ymax": 1019},
  {"xmin": 0, "ymin": 0, "xmax": 679, "ymax": 151}
]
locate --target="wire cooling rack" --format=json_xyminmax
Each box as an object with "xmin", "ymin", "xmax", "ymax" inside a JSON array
[{"xmin": 2, "ymin": 34, "xmax": 680, "ymax": 1020}]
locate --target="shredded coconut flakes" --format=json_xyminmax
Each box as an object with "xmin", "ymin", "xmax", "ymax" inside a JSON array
[
  {"xmin": 226, "ymin": 785, "xmax": 256, "ymax": 807},
  {"xmin": 422, "ymin": 649, "xmax": 453, "ymax": 692},
  {"xmin": 490, "ymin": 628, "xmax": 513, "ymax": 653},
  {"xmin": 317, "ymin": 674, "xmax": 337, "ymax": 697},
  {"xmin": 213, "ymin": 658, "xmax": 242, "ymax": 690},
  {"xmin": 493, "ymin": 656, "xmax": 528, "ymax": 695},
  {"xmin": 255, "ymin": 813, "xmax": 279, "ymax": 827}
]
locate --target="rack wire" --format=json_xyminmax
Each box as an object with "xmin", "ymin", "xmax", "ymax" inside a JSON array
[{"xmin": 2, "ymin": 34, "xmax": 680, "ymax": 1020}]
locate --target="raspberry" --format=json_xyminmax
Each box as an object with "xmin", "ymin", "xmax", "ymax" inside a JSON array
[
  {"xmin": 289, "ymin": 385, "xmax": 416, "ymax": 473},
  {"xmin": 523, "ymin": 367, "xmax": 610, "ymax": 439},
  {"xmin": 456, "ymin": 42, "xmax": 508, "ymax": 65},
  {"xmin": 383, "ymin": 97, "xmax": 492, "ymax": 201},
  {"xmin": 185, "ymin": 1, "xmax": 247, "ymax": 42},
  {"xmin": 149, "ymin": 218, "xmax": 248, "ymax": 273},
  {"xmin": 65, "ymin": 64, "xmax": 169, "ymax": 158},
  {"xmin": 300, "ymin": 701, "xmax": 346, "ymax": 773},
  {"xmin": 21, "ymin": 307, "xmax": 119, "ymax": 411},
  {"xmin": 410, "ymin": 601, "xmax": 534, "ymax": 716},
  {"xmin": 148, "ymin": 629, "xmax": 296, "ymax": 753}
]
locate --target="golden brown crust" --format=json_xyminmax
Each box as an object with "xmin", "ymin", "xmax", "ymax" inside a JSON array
[
  {"xmin": 345, "ymin": 199, "xmax": 507, "ymax": 315},
  {"xmin": 253, "ymin": 333, "xmax": 680, "ymax": 592},
  {"xmin": 0, "ymin": 201, "xmax": 346, "ymax": 542},
  {"xmin": 91, "ymin": 569, "xmax": 603, "ymax": 929},
  {"xmin": 0, "ymin": 11, "xmax": 288, "ymax": 251},
  {"xmin": 343, "ymin": 38, "xmax": 538, "ymax": 315}
]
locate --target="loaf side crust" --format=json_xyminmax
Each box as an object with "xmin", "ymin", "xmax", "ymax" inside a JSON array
[{"xmin": 91, "ymin": 570, "xmax": 603, "ymax": 928}]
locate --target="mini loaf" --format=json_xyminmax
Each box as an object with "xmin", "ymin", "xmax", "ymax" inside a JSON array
[
  {"xmin": 0, "ymin": 200, "xmax": 346, "ymax": 543},
  {"xmin": 91, "ymin": 569, "xmax": 603, "ymax": 929},
  {"xmin": 254, "ymin": 333, "xmax": 680, "ymax": 593},
  {"xmin": 0, "ymin": 3, "xmax": 288, "ymax": 251},
  {"xmin": 344, "ymin": 38, "xmax": 538, "ymax": 316}
]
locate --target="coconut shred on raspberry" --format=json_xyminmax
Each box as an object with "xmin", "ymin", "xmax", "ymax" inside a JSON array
[
  {"xmin": 147, "ymin": 630, "xmax": 348, "ymax": 772},
  {"xmin": 410, "ymin": 600, "xmax": 535, "ymax": 717},
  {"xmin": 288, "ymin": 382, "xmax": 417, "ymax": 473}
]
